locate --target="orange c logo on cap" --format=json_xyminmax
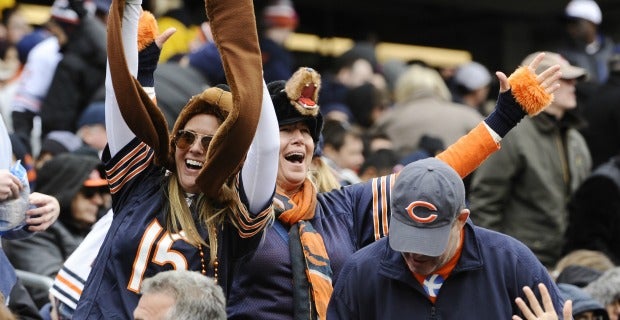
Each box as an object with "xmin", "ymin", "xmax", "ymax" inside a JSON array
[{"xmin": 406, "ymin": 201, "xmax": 438, "ymax": 223}]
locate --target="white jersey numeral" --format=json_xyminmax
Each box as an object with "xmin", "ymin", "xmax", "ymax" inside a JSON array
[{"xmin": 127, "ymin": 219, "xmax": 189, "ymax": 292}]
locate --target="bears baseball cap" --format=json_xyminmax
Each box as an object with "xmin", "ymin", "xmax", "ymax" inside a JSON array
[{"xmin": 389, "ymin": 157, "xmax": 466, "ymax": 256}]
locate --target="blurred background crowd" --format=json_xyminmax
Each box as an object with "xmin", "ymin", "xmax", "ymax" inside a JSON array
[{"xmin": 1, "ymin": 0, "xmax": 620, "ymax": 319}]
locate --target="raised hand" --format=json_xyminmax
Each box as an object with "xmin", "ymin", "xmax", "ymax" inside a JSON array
[
  {"xmin": 498, "ymin": 52, "xmax": 562, "ymax": 94},
  {"xmin": 513, "ymin": 283, "xmax": 572, "ymax": 320}
]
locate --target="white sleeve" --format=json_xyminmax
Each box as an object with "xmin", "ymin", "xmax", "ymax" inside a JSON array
[
  {"xmin": 241, "ymin": 80, "xmax": 279, "ymax": 213},
  {"xmin": 105, "ymin": 0, "xmax": 141, "ymax": 156},
  {"xmin": 0, "ymin": 114, "xmax": 11, "ymax": 169},
  {"xmin": 483, "ymin": 122, "xmax": 502, "ymax": 143}
]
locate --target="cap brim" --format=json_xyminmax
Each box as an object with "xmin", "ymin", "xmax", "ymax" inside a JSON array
[
  {"xmin": 561, "ymin": 65, "xmax": 588, "ymax": 80},
  {"xmin": 389, "ymin": 215, "xmax": 452, "ymax": 256},
  {"xmin": 83, "ymin": 178, "xmax": 107, "ymax": 187}
]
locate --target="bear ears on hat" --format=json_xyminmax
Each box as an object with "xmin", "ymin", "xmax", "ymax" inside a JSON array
[
  {"xmin": 268, "ymin": 67, "xmax": 324, "ymax": 142},
  {"xmin": 268, "ymin": 67, "xmax": 321, "ymax": 117}
]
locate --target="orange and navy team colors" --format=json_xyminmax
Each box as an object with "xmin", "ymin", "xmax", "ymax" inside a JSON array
[
  {"xmin": 226, "ymin": 123, "xmax": 501, "ymax": 319},
  {"xmin": 74, "ymin": 139, "xmax": 272, "ymax": 319}
]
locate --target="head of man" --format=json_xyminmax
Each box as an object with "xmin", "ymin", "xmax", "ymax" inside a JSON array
[
  {"xmin": 564, "ymin": 0, "xmax": 602, "ymax": 44},
  {"xmin": 522, "ymin": 52, "xmax": 587, "ymax": 119},
  {"xmin": 133, "ymin": 270, "xmax": 226, "ymax": 320},
  {"xmin": 389, "ymin": 157, "xmax": 469, "ymax": 276}
]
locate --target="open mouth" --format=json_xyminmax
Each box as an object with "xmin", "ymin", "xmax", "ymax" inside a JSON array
[
  {"xmin": 284, "ymin": 152, "xmax": 305, "ymax": 164},
  {"xmin": 185, "ymin": 159, "xmax": 204, "ymax": 170}
]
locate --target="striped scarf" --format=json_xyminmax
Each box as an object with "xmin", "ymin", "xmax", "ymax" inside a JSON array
[{"xmin": 276, "ymin": 179, "xmax": 333, "ymax": 320}]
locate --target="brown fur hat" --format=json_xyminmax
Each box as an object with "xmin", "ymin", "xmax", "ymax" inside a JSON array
[
  {"xmin": 269, "ymin": 67, "xmax": 323, "ymax": 142},
  {"xmin": 168, "ymin": 86, "xmax": 232, "ymax": 168}
]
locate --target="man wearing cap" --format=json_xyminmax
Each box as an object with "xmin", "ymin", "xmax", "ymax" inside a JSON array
[
  {"xmin": 2, "ymin": 152, "xmax": 109, "ymax": 308},
  {"xmin": 469, "ymin": 52, "xmax": 592, "ymax": 268},
  {"xmin": 558, "ymin": 0, "xmax": 615, "ymax": 85},
  {"xmin": 452, "ymin": 61, "xmax": 493, "ymax": 115},
  {"xmin": 327, "ymin": 157, "xmax": 564, "ymax": 319}
]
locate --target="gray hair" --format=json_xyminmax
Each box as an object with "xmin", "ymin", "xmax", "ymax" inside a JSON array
[
  {"xmin": 584, "ymin": 266, "xmax": 620, "ymax": 307},
  {"xmin": 140, "ymin": 270, "xmax": 226, "ymax": 320}
]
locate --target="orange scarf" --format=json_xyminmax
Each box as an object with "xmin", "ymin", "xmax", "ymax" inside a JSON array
[{"xmin": 276, "ymin": 179, "xmax": 332, "ymax": 320}]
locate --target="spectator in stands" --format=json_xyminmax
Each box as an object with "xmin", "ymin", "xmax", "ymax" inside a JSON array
[
  {"xmin": 372, "ymin": 63, "xmax": 482, "ymax": 158},
  {"xmin": 585, "ymin": 267, "xmax": 620, "ymax": 320},
  {"xmin": 451, "ymin": 61, "xmax": 492, "ymax": 115},
  {"xmin": 468, "ymin": 51, "xmax": 592, "ymax": 268},
  {"xmin": 134, "ymin": 270, "xmax": 226, "ymax": 320},
  {"xmin": 2, "ymin": 152, "xmax": 108, "ymax": 308},
  {"xmin": 558, "ymin": 0, "xmax": 615, "ymax": 85}
]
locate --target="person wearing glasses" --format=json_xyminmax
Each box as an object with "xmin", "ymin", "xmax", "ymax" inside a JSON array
[
  {"xmin": 2, "ymin": 152, "xmax": 108, "ymax": 309},
  {"xmin": 226, "ymin": 55, "xmax": 563, "ymax": 318},
  {"xmin": 73, "ymin": 0, "xmax": 279, "ymax": 318}
]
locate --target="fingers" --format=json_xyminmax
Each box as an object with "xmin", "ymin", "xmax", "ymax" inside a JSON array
[
  {"xmin": 0, "ymin": 172, "xmax": 23, "ymax": 201},
  {"xmin": 496, "ymin": 71, "xmax": 509, "ymax": 92},
  {"xmin": 26, "ymin": 193, "xmax": 60, "ymax": 232},
  {"xmin": 527, "ymin": 52, "xmax": 546, "ymax": 71},
  {"xmin": 155, "ymin": 27, "xmax": 176, "ymax": 48},
  {"xmin": 563, "ymin": 300, "xmax": 572, "ymax": 320},
  {"xmin": 523, "ymin": 285, "xmax": 544, "ymax": 316},
  {"xmin": 515, "ymin": 297, "xmax": 536, "ymax": 320},
  {"xmin": 537, "ymin": 283, "xmax": 555, "ymax": 316},
  {"xmin": 536, "ymin": 65, "xmax": 562, "ymax": 94}
]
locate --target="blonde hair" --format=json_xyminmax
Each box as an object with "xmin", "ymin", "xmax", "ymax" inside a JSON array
[
  {"xmin": 554, "ymin": 249, "xmax": 615, "ymax": 275},
  {"xmin": 310, "ymin": 157, "xmax": 341, "ymax": 192},
  {"xmin": 393, "ymin": 64, "xmax": 452, "ymax": 104},
  {"xmin": 165, "ymin": 174, "xmax": 239, "ymax": 265}
]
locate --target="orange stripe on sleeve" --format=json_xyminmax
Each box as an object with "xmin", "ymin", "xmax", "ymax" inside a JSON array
[{"xmin": 56, "ymin": 274, "xmax": 83, "ymax": 296}]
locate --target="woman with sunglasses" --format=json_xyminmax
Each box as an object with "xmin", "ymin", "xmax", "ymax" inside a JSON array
[
  {"xmin": 73, "ymin": 0, "xmax": 279, "ymax": 318},
  {"xmin": 226, "ymin": 57, "xmax": 562, "ymax": 318}
]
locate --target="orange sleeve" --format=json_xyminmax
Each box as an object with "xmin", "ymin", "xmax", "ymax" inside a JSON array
[{"xmin": 436, "ymin": 123, "xmax": 499, "ymax": 178}]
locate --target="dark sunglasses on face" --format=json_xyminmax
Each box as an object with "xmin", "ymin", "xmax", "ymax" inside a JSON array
[
  {"xmin": 81, "ymin": 186, "xmax": 109, "ymax": 199},
  {"xmin": 174, "ymin": 130, "xmax": 214, "ymax": 151}
]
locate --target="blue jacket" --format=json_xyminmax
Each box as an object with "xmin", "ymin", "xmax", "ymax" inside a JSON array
[{"xmin": 328, "ymin": 221, "xmax": 565, "ymax": 320}]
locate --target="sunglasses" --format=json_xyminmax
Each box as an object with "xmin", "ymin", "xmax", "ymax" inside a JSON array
[
  {"xmin": 81, "ymin": 186, "xmax": 109, "ymax": 199},
  {"xmin": 174, "ymin": 130, "xmax": 214, "ymax": 151}
]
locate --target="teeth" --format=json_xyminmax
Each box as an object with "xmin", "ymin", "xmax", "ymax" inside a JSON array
[
  {"xmin": 285, "ymin": 152, "xmax": 304, "ymax": 158},
  {"xmin": 186, "ymin": 159, "xmax": 203, "ymax": 167}
]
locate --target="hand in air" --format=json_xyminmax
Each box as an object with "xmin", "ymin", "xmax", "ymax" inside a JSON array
[
  {"xmin": 513, "ymin": 283, "xmax": 572, "ymax": 320},
  {"xmin": 497, "ymin": 52, "xmax": 562, "ymax": 94}
]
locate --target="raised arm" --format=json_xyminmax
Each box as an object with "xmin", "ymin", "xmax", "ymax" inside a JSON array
[
  {"xmin": 241, "ymin": 80, "xmax": 280, "ymax": 213},
  {"xmin": 104, "ymin": 0, "xmax": 141, "ymax": 156},
  {"xmin": 194, "ymin": 0, "xmax": 265, "ymax": 198},
  {"xmin": 105, "ymin": 0, "xmax": 170, "ymax": 162}
]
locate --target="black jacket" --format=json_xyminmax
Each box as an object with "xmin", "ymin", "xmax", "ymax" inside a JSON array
[
  {"xmin": 40, "ymin": 16, "xmax": 107, "ymax": 137},
  {"xmin": 564, "ymin": 155, "xmax": 620, "ymax": 264}
]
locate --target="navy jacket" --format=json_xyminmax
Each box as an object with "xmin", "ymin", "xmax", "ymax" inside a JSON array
[{"xmin": 328, "ymin": 221, "xmax": 565, "ymax": 320}]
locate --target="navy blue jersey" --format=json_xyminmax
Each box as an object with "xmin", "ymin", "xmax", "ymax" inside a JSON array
[
  {"xmin": 227, "ymin": 174, "xmax": 396, "ymax": 319},
  {"xmin": 75, "ymin": 139, "xmax": 270, "ymax": 319}
]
